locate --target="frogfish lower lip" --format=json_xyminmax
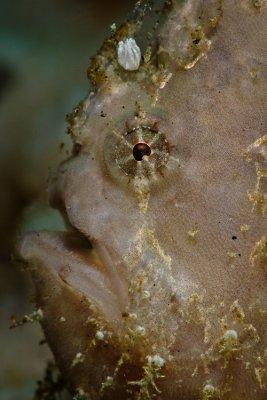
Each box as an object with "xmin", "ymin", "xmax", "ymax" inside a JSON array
[{"xmin": 18, "ymin": 230, "xmax": 129, "ymax": 328}]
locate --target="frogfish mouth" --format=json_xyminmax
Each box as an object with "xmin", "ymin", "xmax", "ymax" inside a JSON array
[{"xmin": 18, "ymin": 1, "xmax": 267, "ymax": 399}]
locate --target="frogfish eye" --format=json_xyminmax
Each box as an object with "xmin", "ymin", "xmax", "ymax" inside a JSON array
[
  {"xmin": 133, "ymin": 142, "xmax": 151, "ymax": 161},
  {"xmin": 104, "ymin": 122, "xmax": 170, "ymax": 180}
]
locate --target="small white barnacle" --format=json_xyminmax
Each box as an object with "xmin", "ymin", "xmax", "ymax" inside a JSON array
[
  {"xmin": 202, "ymin": 383, "xmax": 218, "ymax": 399},
  {"xmin": 117, "ymin": 38, "xmax": 141, "ymax": 71},
  {"xmin": 203, "ymin": 383, "xmax": 216, "ymax": 392},
  {"xmin": 223, "ymin": 329, "xmax": 238, "ymax": 341},
  {"xmin": 95, "ymin": 330, "xmax": 106, "ymax": 341},
  {"xmin": 135, "ymin": 325, "xmax": 146, "ymax": 335},
  {"xmin": 147, "ymin": 354, "xmax": 165, "ymax": 368},
  {"xmin": 142, "ymin": 290, "xmax": 151, "ymax": 299},
  {"xmin": 71, "ymin": 352, "xmax": 85, "ymax": 367}
]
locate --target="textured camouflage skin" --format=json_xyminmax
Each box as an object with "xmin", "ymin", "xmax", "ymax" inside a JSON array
[{"xmin": 19, "ymin": 1, "xmax": 267, "ymax": 399}]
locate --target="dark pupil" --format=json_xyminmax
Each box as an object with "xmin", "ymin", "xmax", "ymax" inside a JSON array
[{"xmin": 133, "ymin": 142, "xmax": 151, "ymax": 161}]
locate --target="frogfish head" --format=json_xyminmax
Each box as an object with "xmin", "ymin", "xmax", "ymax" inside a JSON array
[{"xmin": 18, "ymin": 1, "xmax": 266, "ymax": 399}]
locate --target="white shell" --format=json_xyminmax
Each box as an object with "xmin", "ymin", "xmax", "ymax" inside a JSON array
[
  {"xmin": 203, "ymin": 384, "xmax": 216, "ymax": 393},
  {"xmin": 117, "ymin": 38, "xmax": 141, "ymax": 71},
  {"xmin": 223, "ymin": 329, "xmax": 238, "ymax": 340},
  {"xmin": 95, "ymin": 330, "xmax": 105, "ymax": 340},
  {"xmin": 147, "ymin": 354, "xmax": 165, "ymax": 368}
]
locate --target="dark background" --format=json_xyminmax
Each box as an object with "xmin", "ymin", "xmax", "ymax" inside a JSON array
[{"xmin": 0, "ymin": 1, "xmax": 134, "ymax": 398}]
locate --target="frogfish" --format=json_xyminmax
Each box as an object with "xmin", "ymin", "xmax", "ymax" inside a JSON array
[{"xmin": 18, "ymin": 1, "xmax": 267, "ymax": 399}]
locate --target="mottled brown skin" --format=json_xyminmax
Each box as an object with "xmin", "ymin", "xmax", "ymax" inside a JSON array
[{"xmin": 19, "ymin": 1, "xmax": 266, "ymax": 399}]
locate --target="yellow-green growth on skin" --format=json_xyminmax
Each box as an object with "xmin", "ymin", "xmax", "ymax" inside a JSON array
[{"xmin": 128, "ymin": 355, "xmax": 165, "ymax": 400}]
